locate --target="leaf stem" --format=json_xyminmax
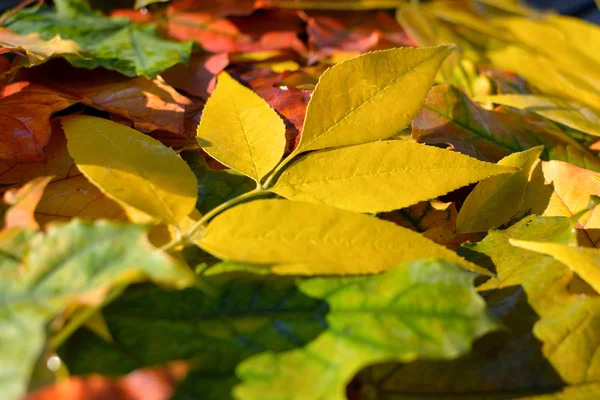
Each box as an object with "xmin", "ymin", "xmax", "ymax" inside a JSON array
[
  {"xmin": 262, "ymin": 151, "xmax": 298, "ymax": 189},
  {"xmin": 161, "ymin": 188, "xmax": 266, "ymax": 251},
  {"xmin": 49, "ymin": 286, "xmax": 125, "ymax": 350}
]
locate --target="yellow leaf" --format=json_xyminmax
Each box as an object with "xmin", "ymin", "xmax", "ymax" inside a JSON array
[
  {"xmin": 456, "ymin": 146, "xmax": 542, "ymax": 233},
  {"xmin": 476, "ymin": 94, "xmax": 600, "ymax": 137},
  {"xmin": 61, "ymin": 116, "xmax": 197, "ymax": 224},
  {"xmin": 494, "ymin": 17, "xmax": 600, "ymax": 86},
  {"xmin": 197, "ymin": 199, "xmax": 493, "ymax": 276},
  {"xmin": 271, "ymin": 140, "xmax": 518, "ymax": 213},
  {"xmin": 295, "ymin": 46, "xmax": 454, "ymax": 153},
  {"xmin": 509, "ymin": 239, "xmax": 600, "ymax": 294},
  {"xmin": 196, "ymin": 71, "xmax": 286, "ymax": 182},
  {"xmin": 488, "ymin": 45, "xmax": 600, "ymax": 110},
  {"xmin": 519, "ymin": 160, "xmax": 600, "ymax": 247}
]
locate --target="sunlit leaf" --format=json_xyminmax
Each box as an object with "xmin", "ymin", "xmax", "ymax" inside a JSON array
[
  {"xmin": 2, "ymin": 177, "xmax": 52, "ymax": 231},
  {"xmin": 197, "ymin": 72, "xmax": 286, "ymax": 182},
  {"xmin": 456, "ymin": 146, "xmax": 542, "ymax": 233},
  {"xmin": 295, "ymin": 45, "xmax": 453, "ymax": 153},
  {"xmin": 197, "ymin": 199, "xmax": 492, "ymax": 275},
  {"xmin": 62, "ymin": 116, "xmax": 197, "ymax": 224},
  {"xmin": 272, "ymin": 140, "xmax": 518, "ymax": 213}
]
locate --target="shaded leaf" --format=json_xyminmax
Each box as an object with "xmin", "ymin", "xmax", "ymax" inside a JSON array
[
  {"xmin": 60, "ymin": 259, "xmax": 496, "ymax": 400},
  {"xmin": 305, "ymin": 10, "xmax": 412, "ymax": 63},
  {"xmin": 62, "ymin": 116, "xmax": 197, "ymax": 224},
  {"xmin": 161, "ymin": 52, "xmax": 229, "ymax": 100},
  {"xmin": 182, "ymin": 150, "xmax": 255, "ymax": 215},
  {"xmin": 272, "ymin": 140, "xmax": 518, "ymax": 213},
  {"xmin": 198, "ymin": 199, "xmax": 492, "ymax": 275},
  {"xmin": 296, "ymin": 45, "xmax": 454, "ymax": 153},
  {"xmin": 197, "ymin": 72, "xmax": 285, "ymax": 182},
  {"xmin": 412, "ymin": 84, "xmax": 600, "ymax": 171},
  {"xmin": 476, "ymin": 94, "xmax": 600, "ymax": 138},
  {"xmin": 379, "ymin": 200, "xmax": 482, "ymax": 250},
  {"xmin": 5, "ymin": 3, "xmax": 192, "ymax": 78},
  {"xmin": 165, "ymin": 9, "xmax": 306, "ymax": 54},
  {"xmin": 0, "ymin": 82, "xmax": 77, "ymax": 161},
  {"xmin": 1, "ymin": 219, "xmax": 194, "ymax": 400},
  {"xmin": 456, "ymin": 146, "xmax": 542, "ymax": 233}
]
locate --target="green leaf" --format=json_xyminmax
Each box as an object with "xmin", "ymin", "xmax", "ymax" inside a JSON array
[
  {"xmin": 360, "ymin": 215, "xmax": 600, "ymax": 398},
  {"xmin": 59, "ymin": 259, "xmax": 497, "ymax": 400},
  {"xmin": 456, "ymin": 146, "xmax": 543, "ymax": 233},
  {"xmin": 476, "ymin": 94, "xmax": 600, "ymax": 138},
  {"xmin": 271, "ymin": 140, "xmax": 518, "ymax": 213},
  {"xmin": 182, "ymin": 150, "xmax": 256, "ymax": 215},
  {"xmin": 61, "ymin": 116, "xmax": 198, "ymax": 225},
  {"xmin": 295, "ymin": 46, "xmax": 454, "ymax": 154},
  {"xmin": 412, "ymin": 84, "xmax": 600, "ymax": 171},
  {"xmin": 197, "ymin": 199, "xmax": 493, "ymax": 276},
  {"xmin": 197, "ymin": 72, "xmax": 286, "ymax": 182},
  {"xmin": 0, "ymin": 220, "xmax": 194, "ymax": 400},
  {"xmin": 4, "ymin": 2, "xmax": 192, "ymax": 78}
]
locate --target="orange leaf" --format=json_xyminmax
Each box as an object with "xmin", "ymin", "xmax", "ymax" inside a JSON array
[
  {"xmin": 44, "ymin": 69, "xmax": 194, "ymax": 138},
  {"xmin": 2, "ymin": 176, "xmax": 52, "ymax": 231},
  {"xmin": 0, "ymin": 82, "xmax": 77, "ymax": 161}
]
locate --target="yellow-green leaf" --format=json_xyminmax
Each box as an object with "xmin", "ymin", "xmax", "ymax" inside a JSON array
[
  {"xmin": 61, "ymin": 115, "xmax": 197, "ymax": 224},
  {"xmin": 456, "ymin": 146, "xmax": 542, "ymax": 233},
  {"xmin": 197, "ymin": 199, "xmax": 493, "ymax": 276},
  {"xmin": 476, "ymin": 94, "xmax": 600, "ymax": 137},
  {"xmin": 271, "ymin": 140, "xmax": 518, "ymax": 213},
  {"xmin": 196, "ymin": 71, "xmax": 286, "ymax": 182},
  {"xmin": 510, "ymin": 239, "xmax": 600, "ymax": 294},
  {"xmin": 295, "ymin": 46, "xmax": 454, "ymax": 153}
]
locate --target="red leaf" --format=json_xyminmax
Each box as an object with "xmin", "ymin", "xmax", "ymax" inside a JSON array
[{"xmin": 161, "ymin": 52, "xmax": 229, "ymax": 99}]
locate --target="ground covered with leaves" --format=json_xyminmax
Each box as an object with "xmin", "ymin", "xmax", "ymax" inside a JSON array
[{"xmin": 1, "ymin": 0, "xmax": 600, "ymax": 399}]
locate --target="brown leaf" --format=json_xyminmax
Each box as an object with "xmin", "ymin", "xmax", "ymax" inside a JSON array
[
  {"xmin": 233, "ymin": 67, "xmax": 311, "ymax": 153},
  {"xmin": 0, "ymin": 82, "xmax": 78, "ymax": 161},
  {"xmin": 305, "ymin": 11, "xmax": 412, "ymax": 63},
  {"xmin": 165, "ymin": 9, "xmax": 306, "ymax": 54},
  {"xmin": 412, "ymin": 84, "xmax": 600, "ymax": 171},
  {"xmin": 379, "ymin": 201, "xmax": 483, "ymax": 250},
  {"xmin": 44, "ymin": 69, "xmax": 194, "ymax": 138},
  {"xmin": 168, "ymin": 0, "xmax": 257, "ymax": 17},
  {"xmin": 161, "ymin": 52, "xmax": 229, "ymax": 99}
]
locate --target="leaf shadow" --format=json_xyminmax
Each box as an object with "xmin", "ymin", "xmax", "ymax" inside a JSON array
[
  {"xmin": 58, "ymin": 273, "xmax": 330, "ymax": 400},
  {"xmin": 357, "ymin": 286, "xmax": 567, "ymax": 399}
]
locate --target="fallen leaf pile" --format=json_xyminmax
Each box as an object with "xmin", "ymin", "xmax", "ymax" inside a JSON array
[{"xmin": 2, "ymin": 0, "xmax": 600, "ymax": 399}]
